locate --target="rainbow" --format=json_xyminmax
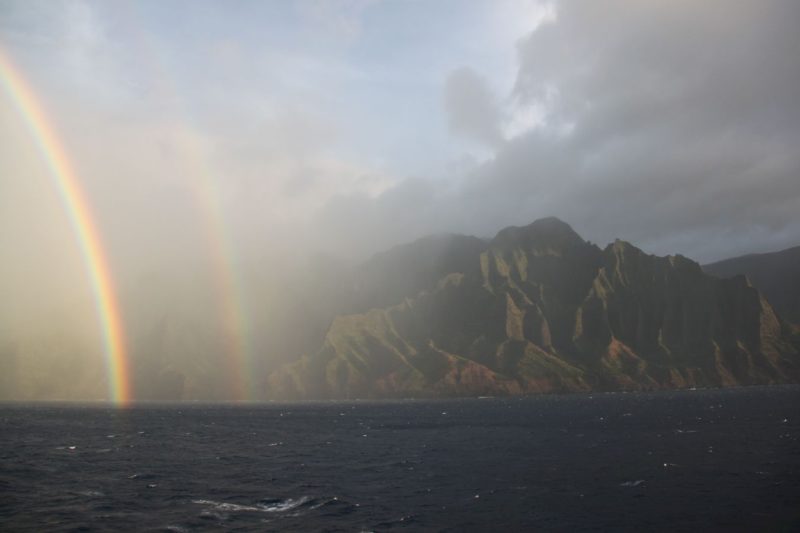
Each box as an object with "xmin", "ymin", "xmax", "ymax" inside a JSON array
[
  {"xmin": 0, "ymin": 49, "xmax": 132, "ymax": 405},
  {"xmin": 169, "ymin": 125, "xmax": 254, "ymax": 402},
  {"xmin": 122, "ymin": 13, "xmax": 255, "ymax": 402}
]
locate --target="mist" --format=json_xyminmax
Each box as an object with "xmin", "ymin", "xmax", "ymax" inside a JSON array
[{"xmin": 1, "ymin": 0, "xmax": 799, "ymax": 401}]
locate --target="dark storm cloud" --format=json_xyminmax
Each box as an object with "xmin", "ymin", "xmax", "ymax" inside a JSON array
[
  {"xmin": 320, "ymin": 0, "xmax": 800, "ymax": 263},
  {"xmin": 498, "ymin": 0, "xmax": 800, "ymax": 260}
]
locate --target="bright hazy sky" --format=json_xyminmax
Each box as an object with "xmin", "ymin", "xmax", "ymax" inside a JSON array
[{"xmin": 2, "ymin": 0, "xmax": 799, "ymax": 284}]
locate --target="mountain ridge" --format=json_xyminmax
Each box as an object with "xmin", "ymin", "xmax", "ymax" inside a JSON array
[{"xmin": 266, "ymin": 218, "xmax": 800, "ymax": 399}]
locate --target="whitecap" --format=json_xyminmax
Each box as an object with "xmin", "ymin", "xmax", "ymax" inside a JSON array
[
  {"xmin": 193, "ymin": 496, "xmax": 311, "ymax": 514},
  {"xmin": 259, "ymin": 496, "xmax": 310, "ymax": 512},
  {"xmin": 308, "ymin": 497, "xmax": 338, "ymax": 511},
  {"xmin": 620, "ymin": 480, "xmax": 645, "ymax": 487},
  {"xmin": 193, "ymin": 499, "xmax": 262, "ymax": 512},
  {"xmin": 76, "ymin": 490, "xmax": 103, "ymax": 497}
]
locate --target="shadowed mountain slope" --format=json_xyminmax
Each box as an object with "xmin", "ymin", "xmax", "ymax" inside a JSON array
[
  {"xmin": 349, "ymin": 233, "xmax": 486, "ymax": 313},
  {"xmin": 704, "ymin": 246, "xmax": 800, "ymax": 325}
]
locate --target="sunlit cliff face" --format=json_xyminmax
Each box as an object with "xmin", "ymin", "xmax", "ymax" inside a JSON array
[{"xmin": 1, "ymin": 0, "xmax": 798, "ymax": 401}]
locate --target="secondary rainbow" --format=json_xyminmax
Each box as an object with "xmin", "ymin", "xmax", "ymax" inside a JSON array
[
  {"xmin": 0, "ymin": 49, "xmax": 132, "ymax": 405},
  {"xmin": 167, "ymin": 124, "xmax": 254, "ymax": 401},
  {"xmin": 121, "ymin": 10, "xmax": 255, "ymax": 401}
]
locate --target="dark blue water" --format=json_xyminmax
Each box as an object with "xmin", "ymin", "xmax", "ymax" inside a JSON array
[{"xmin": 1, "ymin": 386, "xmax": 799, "ymax": 532}]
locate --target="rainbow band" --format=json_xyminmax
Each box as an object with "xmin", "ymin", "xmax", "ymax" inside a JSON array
[
  {"xmin": 0, "ymin": 49, "xmax": 132, "ymax": 405},
  {"xmin": 171, "ymin": 125, "xmax": 253, "ymax": 402},
  {"xmin": 121, "ymin": 6, "xmax": 254, "ymax": 401}
]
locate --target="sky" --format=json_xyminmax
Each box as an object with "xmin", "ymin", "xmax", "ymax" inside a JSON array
[
  {"xmin": 1, "ymin": 0, "xmax": 799, "ymax": 399},
  {"xmin": 3, "ymin": 0, "xmax": 799, "ymax": 266}
]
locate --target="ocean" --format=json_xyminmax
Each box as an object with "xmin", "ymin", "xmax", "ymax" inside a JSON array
[{"xmin": 1, "ymin": 386, "xmax": 799, "ymax": 531}]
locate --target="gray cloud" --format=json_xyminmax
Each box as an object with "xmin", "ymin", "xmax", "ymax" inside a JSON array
[
  {"xmin": 500, "ymin": 0, "xmax": 800, "ymax": 260},
  {"xmin": 443, "ymin": 66, "xmax": 505, "ymax": 148},
  {"xmin": 325, "ymin": 0, "xmax": 800, "ymax": 263}
]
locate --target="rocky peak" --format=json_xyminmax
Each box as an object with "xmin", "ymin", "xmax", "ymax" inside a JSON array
[{"xmin": 490, "ymin": 217, "xmax": 587, "ymax": 255}]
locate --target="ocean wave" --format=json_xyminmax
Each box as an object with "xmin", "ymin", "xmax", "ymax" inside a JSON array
[
  {"xmin": 192, "ymin": 496, "xmax": 312, "ymax": 514},
  {"xmin": 259, "ymin": 496, "xmax": 311, "ymax": 512},
  {"xmin": 193, "ymin": 499, "xmax": 263, "ymax": 512}
]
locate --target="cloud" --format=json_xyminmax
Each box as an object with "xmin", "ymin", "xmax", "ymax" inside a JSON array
[
  {"xmin": 4, "ymin": 0, "xmax": 800, "ymax": 280},
  {"xmin": 295, "ymin": 0, "xmax": 378, "ymax": 45},
  {"xmin": 497, "ymin": 0, "xmax": 800, "ymax": 260},
  {"xmin": 443, "ymin": 66, "xmax": 505, "ymax": 148},
  {"xmin": 331, "ymin": 0, "xmax": 800, "ymax": 263}
]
